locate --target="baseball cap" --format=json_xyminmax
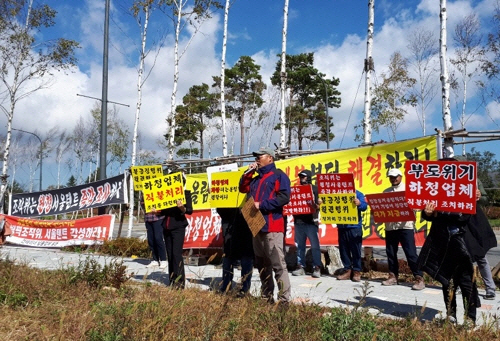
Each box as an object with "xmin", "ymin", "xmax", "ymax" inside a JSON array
[
  {"xmin": 387, "ymin": 168, "xmax": 402, "ymax": 177},
  {"xmin": 252, "ymin": 147, "xmax": 275, "ymax": 158},
  {"xmin": 298, "ymin": 169, "xmax": 312, "ymax": 177}
]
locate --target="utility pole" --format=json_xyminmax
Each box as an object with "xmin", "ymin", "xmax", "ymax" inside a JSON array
[{"xmin": 100, "ymin": 0, "xmax": 110, "ymax": 181}]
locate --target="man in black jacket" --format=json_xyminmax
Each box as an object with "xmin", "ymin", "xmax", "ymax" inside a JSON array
[
  {"xmin": 217, "ymin": 207, "xmax": 254, "ymax": 296},
  {"xmin": 291, "ymin": 170, "xmax": 322, "ymax": 278}
]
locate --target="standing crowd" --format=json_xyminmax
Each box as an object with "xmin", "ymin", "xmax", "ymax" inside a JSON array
[{"xmin": 142, "ymin": 151, "xmax": 497, "ymax": 324}]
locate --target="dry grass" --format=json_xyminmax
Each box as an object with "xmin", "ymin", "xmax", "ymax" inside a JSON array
[
  {"xmin": 1, "ymin": 253, "xmax": 500, "ymax": 341},
  {"xmin": 62, "ymin": 237, "xmax": 151, "ymax": 258}
]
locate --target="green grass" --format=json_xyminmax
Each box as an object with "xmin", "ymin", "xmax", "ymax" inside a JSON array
[{"xmin": 489, "ymin": 219, "xmax": 500, "ymax": 228}]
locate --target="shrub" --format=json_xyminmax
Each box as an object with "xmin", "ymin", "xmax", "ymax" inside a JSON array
[
  {"xmin": 321, "ymin": 308, "xmax": 394, "ymax": 341},
  {"xmin": 65, "ymin": 257, "xmax": 129, "ymax": 289},
  {"xmin": 63, "ymin": 237, "xmax": 150, "ymax": 258}
]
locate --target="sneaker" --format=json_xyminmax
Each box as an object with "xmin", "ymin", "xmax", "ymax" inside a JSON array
[
  {"xmin": 159, "ymin": 261, "xmax": 168, "ymax": 269},
  {"xmin": 352, "ymin": 271, "xmax": 361, "ymax": 282},
  {"xmin": 146, "ymin": 261, "xmax": 159, "ymax": 268},
  {"xmin": 484, "ymin": 292, "xmax": 496, "ymax": 300},
  {"xmin": 312, "ymin": 266, "xmax": 321, "ymax": 278},
  {"xmin": 336, "ymin": 269, "xmax": 351, "ymax": 280},
  {"xmin": 382, "ymin": 273, "xmax": 397, "ymax": 286},
  {"xmin": 411, "ymin": 275, "xmax": 425, "ymax": 291},
  {"xmin": 292, "ymin": 267, "xmax": 305, "ymax": 276}
]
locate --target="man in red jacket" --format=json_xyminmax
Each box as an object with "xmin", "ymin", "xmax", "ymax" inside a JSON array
[{"xmin": 239, "ymin": 147, "xmax": 291, "ymax": 304}]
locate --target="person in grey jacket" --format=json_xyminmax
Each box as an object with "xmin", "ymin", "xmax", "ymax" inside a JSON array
[{"xmin": 382, "ymin": 168, "xmax": 425, "ymax": 290}]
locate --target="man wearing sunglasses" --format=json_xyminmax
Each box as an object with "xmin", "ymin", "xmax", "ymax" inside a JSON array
[{"xmin": 239, "ymin": 147, "xmax": 291, "ymax": 304}]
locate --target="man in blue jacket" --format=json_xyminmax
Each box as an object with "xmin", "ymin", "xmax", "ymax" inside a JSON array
[
  {"xmin": 239, "ymin": 147, "xmax": 291, "ymax": 304},
  {"xmin": 335, "ymin": 190, "xmax": 367, "ymax": 282}
]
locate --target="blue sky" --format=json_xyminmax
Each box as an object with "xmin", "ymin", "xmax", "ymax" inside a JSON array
[{"xmin": 3, "ymin": 0, "xmax": 500, "ymax": 188}]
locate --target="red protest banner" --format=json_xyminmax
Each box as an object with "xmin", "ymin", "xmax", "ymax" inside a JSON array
[
  {"xmin": 405, "ymin": 160, "xmax": 477, "ymax": 214},
  {"xmin": 2, "ymin": 214, "xmax": 115, "ymax": 248},
  {"xmin": 283, "ymin": 185, "xmax": 314, "ymax": 215},
  {"xmin": 365, "ymin": 192, "xmax": 415, "ymax": 223}
]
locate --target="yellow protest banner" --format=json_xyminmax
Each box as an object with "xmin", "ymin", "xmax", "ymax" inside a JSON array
[
  {"xmin": 142, "ymin": 172, "xmax": 185, "ymax": 212},
  {"xmin": 317, "ymin": 173, "xmax": 357, "ymax": 224},
  {"xmin": 186, "ymin": 173, "xmax": 210, "ymax": 209},
  {"xmin": 185, "ymin": 136, "xmax": 437, "ymax": 240},
  {"xmin": 131, "ymin": 165, "xmax": 163, "ymax": 191},
  {"xmin": 209, "ymin": 171, "xmax": 245, "ymax": 208},
  {"xmin": 319, "ymin": 193, "xmax": 357, "ymax": 224}
]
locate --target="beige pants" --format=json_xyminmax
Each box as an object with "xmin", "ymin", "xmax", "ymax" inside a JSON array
[{"xmin": 253, "ymin": 232, "xmax": 291, "ymax": 302}]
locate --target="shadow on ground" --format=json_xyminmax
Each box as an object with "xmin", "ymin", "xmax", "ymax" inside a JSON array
[{"xmin": 330, "ymin": 296, "xmax": 440, "ymax": 321}]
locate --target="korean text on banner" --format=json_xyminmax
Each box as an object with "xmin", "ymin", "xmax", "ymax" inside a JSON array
[
  {"xmin": 317, "ymin": 173, "xmax": 357, "ymax": 224},
  {"xmin": 142, "ymin": 172, "xmax": 185, "ymax": 212},
  {"xmin": 365, "ymin": 192, "xmax": 416, "ymax": 223},
  {"xmin": 10, "ymin": 174, "xmax": 127, "ymax": 218},
  {"xmin": 209, "ymin": 171, "xmax": 245, "ymax": 208},
  {"xmin": 283, "ymin": 185, "xmax": 314, "ymax": 215},
  {"xmin": 2, "ymin": 214, "xmax": 115, "ymax": 248},
  {"xmin": 186, "ymin": 173, "xmax": 210, "ymax": 210},
  {"xmin": 131, "ymin": 165, "xmax": 163, "ymax": 191},
  {"xmin": 183, "ymin": 136, "xmax": 438, "ymax": 247},
  {"xmin": 405, "ymin": 160, "xmax": 477, "ymax": 214}
]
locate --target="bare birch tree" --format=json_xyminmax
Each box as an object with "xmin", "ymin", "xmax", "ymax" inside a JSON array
[
  {"xmin": 363, "ymin": 0, "xmax": 375, "ymax": 145},
  {"xmin": 0, "ymin": 0, "xmax": 79, "ymax": 209},
  {"xmin": 54, "ymin": 130, "xmax": 70, "ymax": 189},
  {"xmin": 219, "ymin": 0, "xmax": 231, "ymax": 156},
  {"xmin": 5, "ymin": 134, "xmax": 22, "ymax": 192},
  {"xmin": 407, "ymin": 29, "xmax": 439, "ymax": 136},
  {"xmin": 440, "ymin": 0, "xmax": 454, "ymax": 157},
  {"xmin": 279, "ymin": 0, "xmax": 289, "ymax": 150},
  {"xmin": 120, "ymin": 0, "xmax": 168, "ymax": 235},
  {"xmin": 450, "ymin": 13, "xmax": 485, "ymax": 155},
  {"xmin": 164, "ymin": 0, "xmax": 222, "ymax": 161},
  {"xmin": 70, "ymin": 116, "xmax": 93, "ymax": 184}
]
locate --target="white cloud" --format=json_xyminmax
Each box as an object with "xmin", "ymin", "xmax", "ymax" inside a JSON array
[{"xmin": 3, "ymin": 0, "xmax": 500, "ymax": 187}]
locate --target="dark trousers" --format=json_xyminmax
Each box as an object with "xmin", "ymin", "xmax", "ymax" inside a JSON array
[
  {"xmin": 163, "ymin": 227, "xmax": 186, "ymax": 288},
  {"xmin": 338, "ymin": 228, "xmax": 362, "ymax": 272},
  {"xmin": 221, "ymin": 256, "xmax": 253, "ymax": 293},
  {"xmin": 442, "ymin": 235, "xmax": 479, "ymax": 322},
  {"xmin": 385, "ymin": 229, "xmax": 422, "ymax": 277},
  {"xmin": 294, "ymin": 221, "xmax": 322, "ymax": 268},
  {"xmin": 145, "ymin": 219, "xmax": 167, "ymax": 262}
]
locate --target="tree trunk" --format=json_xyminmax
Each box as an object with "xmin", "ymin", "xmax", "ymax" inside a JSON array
[
  {"xmin": 239, "ymin": 106, "xmax": 245, "ymax": 155},
  {"xmin": 440, "ymin": 0, "xmax": 454, "ymax": 157},
  {"xmin": 280, "ymin": 0, "xmax": 289, "ymax": 150},
  {"xmin": 167, "ymin": 0, "xmax": 185, "ymax": 161},
  {"xmin": 220, "ymin": 0, "xmax": 230, "ymax": 157},
  {"xmin": 461, "ymin": 68, "xmax": 467, "ymax": 155},
  {"xmin": 363, "ymin": 0, "xmax": 375, "ymax": 145},
  {"xmin": 199, "ymin": 115, "xmax": 205, "ymax": 158},
  {"xmin": 128, "ymin": 3, "xmax": 150, "ymax": 237},
  {"xmin": 0, "ymin": 39, "xmax": 24, "ymax": 211}
]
